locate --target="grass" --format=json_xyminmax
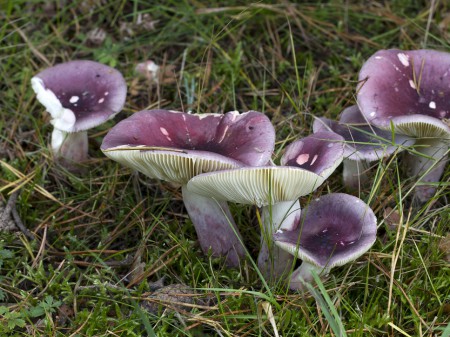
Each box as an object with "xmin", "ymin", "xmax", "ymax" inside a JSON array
[{"xmin": 0, "ymin": 0, "xmax": 449, "ymax": 336}]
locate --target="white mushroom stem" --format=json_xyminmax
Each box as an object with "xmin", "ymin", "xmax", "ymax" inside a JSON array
[
  {"xmin": 342, "ymin": 159, "xmax": 371, "ymax": 191},
  {"xmin": 258, "ymin": 200, "xmax": 301, "ymax": 280},
  {"xmin": 289, "ymin": 262, "xmax": 329, "ymax": 291},
  {"xmin": 51, "ymin": 129, "xmax": 89, "ymax": 163},
  {"xmin": 404, "ymin": 139, "xmax": 448, "ymax": 202},
  {"xmin": 181, "ymin": 186, "xmax": 246, "ymax": 267}
]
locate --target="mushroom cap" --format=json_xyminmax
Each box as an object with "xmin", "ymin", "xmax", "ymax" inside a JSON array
[
  {"xmin": 313, "ymin": 105, "xmax": 415, "ymax": 161},
  {"xmin": 101, "ymin": 109, "xmax": 275, "ymax": 185},
  {"xmin": 187, "ymin": 132, "xmax": 344, "ymax": 207},
  {"xmin": 281, "ymin": 131, "xmax": 344, "ymax": 178},
  {"xmin": 187, "ymin": 166, "xmax": 324, "ymax": 207},
  {"xmin": 31, "ymin": 60, "xmax": 127, "ymax": 133},
  {"xmin": 357, "ymin": 49, "xmax": 450, "ymax": 140},
  {"xmin": 273, "ymin": 193, "xmax": 377, "ymax": 268}
]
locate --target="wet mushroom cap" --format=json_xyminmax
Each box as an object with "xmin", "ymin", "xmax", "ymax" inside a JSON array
[
  {"xmin": 187, "ymin": 131, "xmax": 344, "ymax": 207},
  {"xmin": 32, "ymin": 60, "xmax": 127, "ymax": 132},
  {"xmin": 273, "ymin": 193, "xmax": 377, "ymax": 268},
  {"xmin": 101, "ymin": 109, "xmax": 276, "ymax": 184},
  {"xmin": 313, "ymin": 105, "xmax": 415, "ymax": 161},
  {"xmin": 357, "ymin": 49, "xmax": 450, "ymax": 139}
]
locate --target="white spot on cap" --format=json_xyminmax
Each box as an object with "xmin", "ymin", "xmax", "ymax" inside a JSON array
[
  {"xmin": 429, "ymin": 101, "xmax": 436, "ymax": 109},
  {"xmin": 296, "ymin": 153, "xmax": 309, "ymax": 165},
  {"xmin": 218, "ymin": 125, "xmax": 230, "ymax": 143},
  {"xmin": 160, "ymin": 127, "xmax": 172, "ymax": 141},
  {"xmin": 409, "ymin": 80, "xmax": 416, "ymax": 89},
  {"xmin": 375, "ymin": 56, "xmax": 382, "ymax": 59},
  {"xmin": 275, "ymin": 229, "xmax": 283, "ymax": 234},
  {"xmin": 327, "ymin": 143, "xmax": 334, "ymax": 148},
  {"xmin": 370, "ymin": 111, "xmax": 376, "ymax": 117},
  {"xmin": 397, "ymin": 53, "xmax": 409, "ymax": 67},
  {"xmin": 69, "ymin": 96, "xmax": 79, "ymax": 103},
  {"xmin": 98, "ymin": 98, "xmax": 105, "ymax": 104},
  {"xmin": 310, "ymin": 154, "xmax": 318, "ymax": 165},
  {"xmin": 104, "ymin": 91, "xmax": 109, "ymax": 96},
  {"xmin": 160, "ymin": 127, "xmax": 169, "ymax": 136}
]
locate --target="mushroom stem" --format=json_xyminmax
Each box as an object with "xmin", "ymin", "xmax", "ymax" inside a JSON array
[
  {"xmin": 181, "ymin": 186, "xmax": 246, "ymax": 267},
  {"xmin": 342, "ymin": 159, "xmax": 370, "ymax": 191},
  {"xmin": 289, "ymin": 262, "xmax": 329, "ymax": 291},
  {"xmin": 404, "ymin": 139, "xmax": 448, "ymax": 202},
  {"xmin": 258, "ymin": 200, "xmax": 301, "ymax": 281},
  {"xmin": 51, "ymin": 129, "xmax": 89, "ymax": 163}
]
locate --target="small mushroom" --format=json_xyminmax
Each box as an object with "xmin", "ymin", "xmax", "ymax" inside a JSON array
[
  {"xmin": 273, "ymin": 193, "xmax": 377, "ymax": 291},
  {"xmin": 31, "ymin": 60, "xmax": 127, "ymax": 167},
  {"xmin": 101, "ymin": 109, "xmax": 275, "ymax": 267},
  {"xmin": 187, "ymin": 131, "xmax": 344, "ymax": 280},
  {"xmin": 313, "ymin": 105, "xmax": 415, "ymax": 190},
  {"xmin": 357, "ymin": 49, "xmax": 450, "ymax": 202}
]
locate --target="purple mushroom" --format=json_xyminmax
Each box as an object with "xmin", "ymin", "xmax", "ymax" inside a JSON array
[
  {"xmin": 313, "ymin": 105, "xmax": 415, "ymax": 190},
  {"xmin": 357, "ymin": 49, "xmax": 450, "ymax": 202},
  {"xmin": 31, "ymin": 60, "xmax": 127, "ymax": 166},
  {"xmin": 187, "ymin": 131, "xmax": 344, "ymax": 280},
  {"xmin": 101, "ymin": 109, "xmax": 275, "ymax": 267},
  {"xmin": 273, "ymin": 193, "xmax": 377, "ymax": 291}
]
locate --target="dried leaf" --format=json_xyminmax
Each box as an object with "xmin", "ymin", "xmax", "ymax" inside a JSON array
[
  {"xmin": 135, "ymin": 60, "xmax": 177, "ymax": 85},
  {"xmin": 257, "ymin": 301, "xmax": 280, "ymax": 337}
]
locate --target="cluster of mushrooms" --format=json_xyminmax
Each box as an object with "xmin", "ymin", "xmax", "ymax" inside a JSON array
[{"xmin": 31, "ymin": 49, "xmax": 449, "ymax": 291}]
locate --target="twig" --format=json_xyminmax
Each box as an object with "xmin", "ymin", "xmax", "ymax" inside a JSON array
[
  {"xmin": 12, "ymin": 205, "xmax": 35, "ymax": 240},
  {"xmin": 1, "ymin": 190, "xmax": 19, "ymax": 222},
  {"xmin": 2, "ymin": 190, "xmax": 35, "ymax": 240}
]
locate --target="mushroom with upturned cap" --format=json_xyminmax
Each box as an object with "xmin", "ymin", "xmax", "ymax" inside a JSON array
[
  {"xmin": 101, "ymin": 109, "xmax": 275, "ymax": 267},
  {"xmin": 31, "ymin": 60, "xmax": 127, "ymax": 167},
  {"xmin": 313, "ymin": 105, "xmax": 415, "ymax": 190},
  {"xmin": 357, "ymin": 49, "xmax": 450, "ymax": 202},
  {"xmin": 187, "ymin": 131, "xmax": 344, "ymax": 280},
  {"xmin": 273, "ymin": 193, "xmax": 377, "ymax": 291}
]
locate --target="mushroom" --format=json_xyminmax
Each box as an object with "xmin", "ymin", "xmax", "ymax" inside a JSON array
[
  {"xmin": 273, "ymin": 193, "xmax": 377, "ymax": 291},
  {"xmin": 313, "ymin": 105, "xmax": 415, "ymax": 190},
  {"xmin": 101, "ymin": 109, "xmax": 275, "ymax": 267},
  {"xmin": 187, "ymin": 131, "xmax": 344, "ymax": 280},
  {"xmin": 31, "ymin": 60, "xmax": 127, "ymax": 166},
  {"xmin": 357, "ymin": 49, "xmax": 450, "ymax": 202}
]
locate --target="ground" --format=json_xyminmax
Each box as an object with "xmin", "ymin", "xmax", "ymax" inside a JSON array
[{"xmin": 0, "ymin": 1, "xmax": 449, "ymax": 336}]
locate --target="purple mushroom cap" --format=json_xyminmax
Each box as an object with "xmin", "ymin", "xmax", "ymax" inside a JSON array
[
  {"xmin": 313, "ymin": 105, "xmax": 415, "ymax": 161},
  {"xmin": 101, "ymin": 109, "xmax": 275, "ymax": 267},
  {"xmin": 32, "ymin": 60, "xmax": 127, "ymax": 133},
  {"xmin": 357, "ymin": 49, "xmax": 450, "ymax": 139},
  {"xmin": 101, "ymin": 109, "xmax": 275, "ymax": 184},
  {"xmin": 273, "ymin": 193, "xmax": 377, "ymax": 268},
  {"xmin": 281, "ymin": 131, "xmax": 345, "ymax": 177}
]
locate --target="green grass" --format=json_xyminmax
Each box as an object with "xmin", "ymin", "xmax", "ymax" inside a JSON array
[{"xmin": 1, "ymin": 0, "xmax": 449, "ymax": 336}]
